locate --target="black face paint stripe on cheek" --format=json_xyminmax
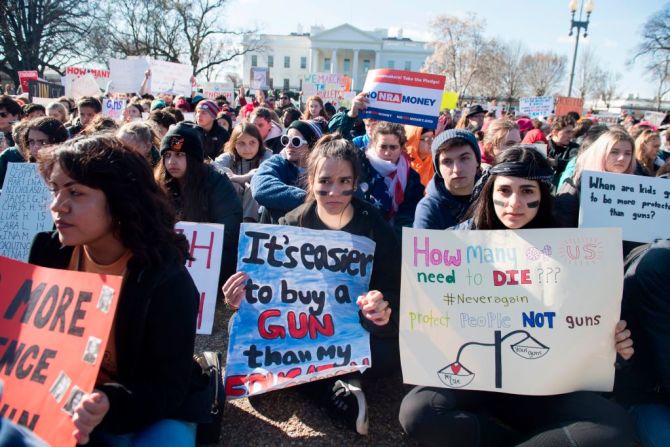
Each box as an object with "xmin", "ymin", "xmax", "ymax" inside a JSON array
[
  {"xmin": 527, "ymin": 200, "xmax": 540, "ymax": 208},
  {"xmin": 493, "ymin": 199, "xmax": 505, "ymax": 207},
  {"xmin": 315, "ymin": 190, "xmax": 355, "ymax": 196}
]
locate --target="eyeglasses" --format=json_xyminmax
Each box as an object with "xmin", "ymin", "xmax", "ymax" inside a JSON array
[
  {"xmin": 281, "ymin": 135, "xmax": 308, "ymax": 148},
  {"xmin": 377, "ymin": 144, "xmax": 401, "ymax": 151},
  {"xmin": 28, "ymin": 139, "xmax": 50, "ymax": 148}
]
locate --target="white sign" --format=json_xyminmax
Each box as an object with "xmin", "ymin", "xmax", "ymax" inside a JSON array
[
  {"xmin": 250, "ymin": 68, "xmax": 269, "ymax": 90},
  {"xmin": 0, "ymin": 163, "xmax": 54, "ymax": 261},
  {"xmin": 109, "ymin": 57, "xmax": 150, "ymax": 94},
  {"xmin": 175, "ymin": 221, "xmax": 224, "ymax": 335},
  {"xmin": 644, "ymin": 111, "xmax": 666, "ymax": 128},
  {"xmin": 149, "ymin": 59, "xmax": 193, "ymax": 96},
  {"xmin": 579, "ymin": 170, "xmax": 670, "ymax": 243},
  {"xmin": 63, "ymin": 66, "xmax": 110, "ymax": 96},
  {"xmin": 400, "ymin": 227, "xmax": 623, "ymax": 395},
  {"xmin": 519, "ymin": 96, "xmax": 554, "ymax": 118},
  {"xmin": 102, "ymin": 99, "xmax": 127, "ymax": 120},
  {"xmin": 69, "ymin": 73, "xmax": 101, "ymax": 99},
  {"xmin": 200, "ymin": 82, "xmax": 234, "ymax": 103},
  {"xmin": 302, "ymin": 73, "xmax": 351, "ymax": 105}
]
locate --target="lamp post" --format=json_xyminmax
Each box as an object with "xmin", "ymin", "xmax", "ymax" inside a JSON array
[{"xmin": 567, "ymin": 0, "xmax": 594, "ymax": 97}]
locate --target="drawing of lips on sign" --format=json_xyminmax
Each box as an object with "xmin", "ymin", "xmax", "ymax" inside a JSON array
[{"xmin": 437, "ymin": 362, "xmax": 475, "ymax": 388}]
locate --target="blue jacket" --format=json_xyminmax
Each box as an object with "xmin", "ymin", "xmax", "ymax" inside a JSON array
[
  {"xmin": 250, "ymin": 153, "xmax": 306, "ymax": 222},
  {"xmin": 414, "ymin": 176, "xmax": 472, "ymax": 230}
]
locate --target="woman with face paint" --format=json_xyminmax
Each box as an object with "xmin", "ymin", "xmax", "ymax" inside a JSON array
[
  {"xmin": 224, "ymin": 134, "xmax": 400, "ymax": 436},
  {"xmin": 399, "ymin": 146, "xmax": 636, "ymax": 447}
]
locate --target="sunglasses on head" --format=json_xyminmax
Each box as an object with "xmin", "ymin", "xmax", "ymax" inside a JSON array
[{"xmin": 281, "ymin": 135, "xmax": 308, "ymax": 148}]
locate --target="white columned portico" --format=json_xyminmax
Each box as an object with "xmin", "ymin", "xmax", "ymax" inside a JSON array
[
  {"xmin": 374, "ymin": 51, "xmax": 381, "ymax": 69},
  {"xmin": 309, "ymin": 48, "xmax": 318, "ymax": 72},
  {"xmin": 352, "ymin": 49, "xmax": 360, "ymax": 90},
  {"xmin": 331, "ymin": 49, "xmax": 338, "ymax": 74}
]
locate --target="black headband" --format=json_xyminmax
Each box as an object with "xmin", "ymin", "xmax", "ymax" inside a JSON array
[{"xmin": 489, "ymin": 161, "xmax": 554, "ymax": 184}]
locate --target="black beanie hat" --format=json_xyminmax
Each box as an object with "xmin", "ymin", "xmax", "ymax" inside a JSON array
[
  {"xmin": 287, "ymin": 119, "xmax": 325, "ymax": 148},
  {"xmin": 160, "ymin": 122, "xmax": 205, "ymax": 162}
]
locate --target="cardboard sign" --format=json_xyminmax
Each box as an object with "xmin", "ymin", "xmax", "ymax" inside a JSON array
[
  {"xmin": 149, "ymin": 59, "xmax": 193, "ymax": 96},
  {"xmin": 400, "ymin": 227, "xmax": 623, "ymax": 395},
  {"xmin": 250, "ymin": 68, "xmax": 269, "ymax": 90},
  {"xmin": 28, "ymin": 80, "xmax": 64, "ymax": 100},
  {"xmin": 579, "ymin": 170, "xmax": 670, "ymax": 243},
  {"xmin": 555, "ymin": 96, "xmax": 584, "ymax": 117},
  {"xmin": 440, "ymin": 91, "xmax": 459, "ymax": 110},
  {"xmin": 0, "ymin": 163, "xmax": 54, "ymax": 261},
  {"xmin": 109, "ymin": 57, "xmax": 150, "ymax": 94},
  {"xmin": 519, "ymin": 96, "xmax": 554, "ymax": 118},
  {"xmin": 224, "ymin": 224, "xmax": 374, "ymax": 398},
  {"xmin": 0, "ymin": 256, "xmax": 122, "ymax": 446},
  {"xmin": 175, "ymin": 222, "xmax": 224, "ymax": 335},
  {"xmin": 360, "ymin": 69, "xmax": 446, "ymax": 128},
  {"xmin": 643, "ymin": 111, "xmax": 666, "ymax": 128},
  {"xmin": 302, "ymin": 73, "xmax": 352, "ymax": 105},
  {"xmin": 68, "ymin": 74, "xmax": 101, "ymax": 99},
  {"xmin": 17, "ymin": 71, "xmax": 38, "ymax": 93},
  {"xmin": 200, "ymin": 82, "xmax": 235, "ymax": 103},
  {"xmin": 102, "ymin": 99, "xmax": 127, "ymax": 121}
]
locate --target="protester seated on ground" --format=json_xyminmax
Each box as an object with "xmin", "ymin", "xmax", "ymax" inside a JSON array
[
  {"xmin": 155, "ymin": 122, "xmax": 242, "ymax": 283},
  {"xmin": 213, "ymin": 122, "xmax": 271, "ymax": 222},
  {"xmin": 614, "ymin": 239, "xmax": 670, "ymax": 447},
  {"xmin": 46, "ymin": 101, "xmax": 69, "ymax": 124},
  {"xmin": 634, "ymin": 129, "xmax": 662, "ymax": 176},
  {"xmin": 356, "ymin": 121, "xmax": 424, "ymax": 234},
  {"xmin": 400, "ymin": 146, "xmax": 636, "ymax": 447},
  {"xmin": 557, "ymin": 123, "xmax": 610, "ymax": 189},
  {"xmin": 224, "ymin": 134, "xmax": 401, "ymax": 436},
  {"xmin": 147, "ymin": 109, "xmax": 178, "ymax": 140},
  {"xmin": 195, "ymin": 99, "xmax": 229, "ymax": 160},
  {"xmin": 117, "ymin": 121, "xmax": 161, "ymax": 167},
  {"xmin": 303, "ymin": 95, "xmax": 329, "ymax": 121},
  {"xmin": 30, "ymin": 135, "xmax": 206, "ymax": 447},
  {"xmin": 455, "ymin": 105, "xmax": 487, "ymax": 132},
  {"xmin": 67, "ymin": 96, "xmax": 102, "ymax": 137},
  {"xmin": 521, "ymin": 118, "xmax": 549, "ymax": 145},
  {"xmin": 216, "ymin": 111, "xmax": 232, "ymax": 133},
  {"xmin": 481, "ymin": 120, "xmax": 521, "ymax": 170},
  {"xmin": 0, "ymin": 95, "xmax": 22, "ymax": 146},
  {"xmin": 122, "ymin": 103, "xmax": 144, "ymax": 123},
  {"xmin": 414, "ymin": 129, "xmax": 480, "ymax": 230},
  {"xmin": 0, "ymin": 117, "xmax": 68, "ymax": 188},
  {"xmin": 282, "ymin": 107, "xmax": 302, "ymax": 129},
  {"xmin": 515, "ymin": 118, "xmax": 533, "ymax": 140},
  {"xmin": 250, "ymin": 119, "xmax": 324, "ymax": 223},
  {"xmin": 327, "ymin": 92, "xmax": 378, "ymax": 149},
  {"xmin": 657, "ymin": 158, "xmax": 670, "ymax": 178},
  {"xmin": 405, "ymin": 126, "xmax": 435, "ymax": 187},
  {"xmin": 22, "ymin": 103, "xmax": 46, "ymax": 120},
  {"xmin": 81, "ymin": 115, "xmax": 119, "ymax": 136},
  {"xmin": 163, "ymin": 106, "xmax": 184, "ymax": 123},
  {"xmin": 547, "ymin": 115, "xmax": 578, "ymax": 183},
  {"xmin": 249, "ymin": 107, "xmax": 284, "ymax": 154},
  {"xmin": 573, "ymin": 118, "xmax": 594, "ymax": 144},
  {"xmin": 554, "ymin": 128, "xmax": 636, "ymax": 228}
]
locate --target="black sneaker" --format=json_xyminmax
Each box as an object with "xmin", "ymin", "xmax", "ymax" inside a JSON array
[{"xmin": 325, "ymin": 378, "xmax": 368, "ymax": 435}]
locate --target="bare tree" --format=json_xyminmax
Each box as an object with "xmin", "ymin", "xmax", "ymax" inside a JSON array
[
  {"xmin": 471, "ymin": 40, "xmax": 505, "ymax": 101},
  {"xmin": 575, "ymin": 47, "xmax": 601, "ymax": 99},
  {"xmin": 592, "ymin": 69, "xmax": 621, "ymax": 109},
  {"xmin": 497, "ymin": 41, "xmax": 527, "ymax": 103},
  {"xmin": 422, "ymin": 13, "xmax": 488, "ymax": 99},
  {"xmin": 0, "ymin": 0, "xmax": 99, "ymax": 84},
  {"xmin": 522, "ymin": 51, "xmax": 567, "ymax": 96}
]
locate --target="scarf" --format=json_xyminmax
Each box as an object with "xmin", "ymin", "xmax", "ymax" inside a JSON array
[{"xmin": 366, "ymin": 149, "xmax": 409, "ymax": 214}]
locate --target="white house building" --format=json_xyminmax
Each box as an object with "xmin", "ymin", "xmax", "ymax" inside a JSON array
[{"xmin": 241, "ymin": 24, "xmax": 433, "ymax": 92}]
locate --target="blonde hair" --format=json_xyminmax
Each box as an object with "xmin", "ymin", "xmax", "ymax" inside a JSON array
[
  {"xmin": 635, "ymin": 129, "xmax": 660, "ymax": 174},
  {"xmin": 46, "ymin": 101, "xmax": 69, "ymax": 123},
  {"xmin": 483, "ymin": 119, "xmax": 518, "ymax": 158},
  {"xmin": 574, "ymin": 128, "xmax": 636, "ymax": 183}
]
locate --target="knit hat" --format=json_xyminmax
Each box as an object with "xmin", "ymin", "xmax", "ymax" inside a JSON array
[
  {"xmin": 195, "ymin": 100, "xmax": 219, "ymax": 119},
  {"xmin": 516, "ymin": 118, "xmax": 533, "ymax": 134},
  {"xmin": 159, "ymin": 122, "xmax": 205, "ymax": 162},
  {"xmin": 431, "ymin": 129, "xmax": 481, "ymax": 175},
  {"xmin": 191, "ymin": 94, "xmax": 205, "ymax": 108},
  {"xmin": 150, "ymin": 99, "xmax": 166, "ymax": 111},
  {"xmin": 175, "ymin": 97, "xmax": 191, "ymax": 112},
  {"xmin": 287, "ymin": 119, "xmax": 325, "ymax": 147}
]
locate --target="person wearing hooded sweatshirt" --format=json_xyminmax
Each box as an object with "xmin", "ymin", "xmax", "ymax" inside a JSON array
[
  {"xmin": 250, "ymin": 119, "xmax": 325, "ymax": 222},
  {"xmin": 405, "ymin": 125, "xmax": 436, "ymax": 187},
  {"xmin": 413, "ymin": 129, "xmax": 481, "ymax": 230},
  {"xmin": 250, "ymin": 107, "xmax": 284, "ymax": 154}
]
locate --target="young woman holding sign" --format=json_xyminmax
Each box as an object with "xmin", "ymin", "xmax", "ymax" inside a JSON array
[
  {"xmin": 223, "ymin": 134, "xmax": 401, "ymax": 435},
  {"xmin": 29, "ymin": 135, "xmax": 206, "ymax": 446},
  {"xmin": 399, "ymin": 146, "xmax": 636, "ymax": 447}
]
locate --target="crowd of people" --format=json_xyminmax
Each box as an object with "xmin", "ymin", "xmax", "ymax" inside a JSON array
[{"xmin": 0, "ymin": 83, "xmax": 669, "ymax": 447}]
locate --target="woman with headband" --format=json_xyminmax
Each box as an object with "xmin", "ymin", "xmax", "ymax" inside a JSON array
[{"xmin": 399, "ymin": 146, "xmax": 636, "ymax": 447}]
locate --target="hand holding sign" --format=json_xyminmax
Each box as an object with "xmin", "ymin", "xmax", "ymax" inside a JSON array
[
  {"xmin": 615, "ymin": 320, "xmax": 634, "ymax": 360},
  {"xmin": 72, "ymin": 391, "xmax": 109, "ymax": 445},
  {"xmin": 357, "ymin": 290, "xmax": 391, "ymax": 326},
  {"xmin": 348, "ymin": 92, "xmax": 369, "ymax": 118}
]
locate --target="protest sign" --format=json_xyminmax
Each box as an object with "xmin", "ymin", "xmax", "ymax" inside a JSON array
[
  {"xmin": 102, "ymin": 99, "xmax": 127, "ymax": 121},
  {"xmin": 68, "ymin": 74, "xmax": 101, "ymax": 99},
  {"xmin": 200, "ymin": 82, "xmax": 235, "ymax": 103},
  {"xmin": 63, "ymin": 66, "xmax": 110, "ymax": 96},
  {"xmin": 519, "ymin": 96, "xmax": 554, "ymax": 118},
  {"xmin": 400, "ymin": 227, "xmax": 622, "ymax": 395},
  {"xmin": 17, "ymin": 71, "xmax": 38, "ymax": 93},
  {"xmin": 302, "ymin": 73, "xmax": 352, "ymax": 105},
  {"xmin": 440, "ymin": 91, "xmax": 459, "ymax": 110},
  {"xmin": 0, "ymin": 163, "xmax": 54, "ymax": 261},
  {"xmin": 224, "ymin": 223, "xmax": 374, "ymax": 398},
  {"xmin": 555, "ymin": 96, "xmax": 584, "ymax": 117},
  {"xmin": 579, "ymin": 170, "xmax": 670, "ymax": 243},
  {"xmin": 109, "ymin": 57, "xmax": 150, "ymax": 93},
  {"xmin": 0, "ymin": 255, "xmax": 122, "ymax": 446},
  {"xmin": 30, "ymin": 97, "xmax": 53, "ymax": 106},
  {"xmin": 643, "ymin": 111, "xmax": 666, "ymax": 127},
  {"xmin": 28, "ymin": 80, "xmax": 64, "ymax": 100},
  {"xmin": 175, "ymin": 221, "xmax": 224, "ymax": 335},
  {"xmin": 360, "ymin": 69, "xmax": 446, "ymax": 128},
  {"xmin": 149, "ymin": 59, "xmax": 193, "ymax": 96},
  {"xmin": 592, "ymin": 112, "xmax": 619, "ymax": 124},
  {"xmin": 250, "ymin": 67, "xmax": 269, "ymax": 90}
]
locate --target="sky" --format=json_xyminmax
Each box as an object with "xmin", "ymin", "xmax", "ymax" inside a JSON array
[{"xmin": 226, "ymin": 0, "xmax": 664, "ymax": 99}]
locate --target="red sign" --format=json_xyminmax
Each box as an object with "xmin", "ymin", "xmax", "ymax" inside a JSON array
[
  {"xmin": 555, "ymin": 96, "xmax": 584, "ymax": 117},
  {"xmin": 17, "ymin": 71, "xmax": 38, "ymax": 93},
  {"xmin": 0, "ymin": 256, "xmax": 122, "ymax": 446}
]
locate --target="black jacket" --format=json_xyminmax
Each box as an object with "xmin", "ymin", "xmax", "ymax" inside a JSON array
[
  {"xmin": 279, "ymin": 197, "xmax": 400, "ymax": 338},
  {"xmin": 28, "ymin": 231, "xmax": 202, "ymax": 434},
  {"xmin": 199, "ymin": 120, "xmax": 229, "ymax": 160}
]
